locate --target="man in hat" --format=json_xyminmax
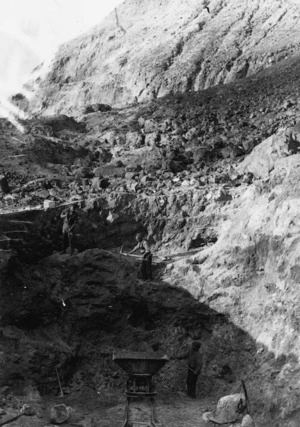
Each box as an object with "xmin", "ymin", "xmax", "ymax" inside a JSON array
[
  {"xmin": 128, "ymin": 233, "xmax": 153, "ymax": 280},
  {"xmin": 60, "ymin": 204, "xmax": 78, "ymax": 255},
  {"xmin": 173, "ymin": 341, "xmax": 203, "ymax": 398}
]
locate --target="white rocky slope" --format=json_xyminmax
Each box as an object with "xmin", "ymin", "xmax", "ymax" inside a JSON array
[
  {"xmin": 164, "ymin": 127, "xmax": 300, "ymax": 422},
  {"xmin": 28, "ymin": 0, "xmax": 300, "ymax": 115}
]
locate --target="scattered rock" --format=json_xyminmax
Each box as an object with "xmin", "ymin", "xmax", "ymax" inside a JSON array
[
  {"xmin": 169, "ymin": 160, "xmax": 185, "ymax": 173},
  {"xmin": 203, "ymin": 393, "xmax": 246, "ymax": 424},
  {"xmin": 93, "ymin": 167, "xmax": 103, "ymax": 177},
  {"xmin": 20, "ymin": 404, "xmax": 36, "ymax": 416},
  {"xmin": 237, "ymin": 129, "xmax": 289, "ymax": 179},
  {"xmin": 215, "ymin": 186, "xmax": 232, "ymax": 202},
  {"xmin": 0, "ymin": 175, "xmax": 10, "ymax": 194},
  {"xmin": 83, "ymin": 103, "xmax": 112, "ymax": 114},
  {"xmin": 35, "ymin": 190, "xmax": 50, "ymax": 199},
  {"xmin": 39, "ymin": 115, "xmax": 86, "ymax": 134},
  {"xmin": 99, "ymin": 178, "xmax": 110, "ymax": 189},
  {"xmin": 101, "ymin": 131, "xmax": 117, "ymax": 145},
  {"xmin": 125, "ymin": 172, "xmax": 136, "ymax": 180},
  {"xmin": 50, "ymin": 404, "xmax": 72, "ymax": 425},
  {"xmin": 241, "ymin": 414, "xmax": 256, "ymax": 427},
  {"xmin": 145, "ymin": 132, "xmax": 160, "ymax": 147},
  {"xmin": 144, "ymin": 119, "xmax": 159, "ymax": 133},
  {"xmin": 94, "ymin": 147, "xmax": 112, "ymax": 163},
  {"xmin": 126, "ymin": 132, "xmax": 144, "ymax": 148},
  {"xmin": 125, "ymin": 164, "xmax": 142, "ymax": 173},
  {"xmin": 106, "ymin": 211, "xmax": 119, "ymax": 223}
]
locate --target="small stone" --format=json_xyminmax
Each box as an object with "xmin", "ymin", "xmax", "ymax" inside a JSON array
[
  {"xmin": 145, "ymin": 132, "xmax": 159, "ymax": 147},
  {"xmin": 0, "ymin": 386, "xmax": 10, "ymax": 395},
  {"xmin": 241, "ymin": 414, "xmax": 256, "ymax": 427},
  {"xmin": 21, "ymin": 404, "xmax": 36, "ymax": 416},
  {"xmin": 144, "ymin": 119, "xmax": 158, "ymax": 133},
  {"xmin": 36, "ymin": 189, "xmax": 50, "ymax": 199},
  {"xmin": 125, "ymin": 172, "xmax": 136, "ymax": 180},
  {"xmin": 50, "ymin": 404, "xmax": 72, "ymax": 424},
  {"xmin": 99, "ymin": 178, "xmax": 110, "ymax": 189},
  {"xmin": 140, "ymin": 176, "xmax": 152, "ymax": 185},
  {"xmin": 126, "ymin": 131, "xmax": 144, "ymax": 148},
  {"xmin": 129, "ymin": 182, "xmax": 139, "ymax": 192},
  {"xmin": 49, "ymin": 188, "xmax": 58, "ymax": 197},
  {"xmin": 95, "ymin": 147, "xmax": 112, "ymax": 163},
  {"xmin": 125, "ymin": 164, "xmax": 142, "ymax": 173},
  {"xmin": 220, "ymin": 146, "xmax": 232, "ymax": 159},
  {"xmin": 93, "ymin": 167, "xmax": 103, "ymax": 177},
  {"xmin": 106, "ymin": 211, "xmax": 119, "ymax": 223},
  {"xmin": 83, "ymin": 103, "xmax": 112, "ymax": 114},
  {"xmin": 0, "ymin": 175, "xmax": 10, "ymax": 194},
  {"xmin": 44, "ymin": 200, "xmax": 56, "ymax": 210}
]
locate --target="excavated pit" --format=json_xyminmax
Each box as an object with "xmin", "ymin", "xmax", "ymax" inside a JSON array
[{"xmin": 0, "ymin": 208, "xmax": 289, "ymax": 427}]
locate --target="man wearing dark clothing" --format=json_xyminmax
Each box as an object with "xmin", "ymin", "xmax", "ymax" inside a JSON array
[
  {"xmin": 174, "ymin": 341, "xmax": 203, "ymax": 398},
  {"xmin": 60, "ymin": 204, "xmax": 78, "ymax": 255},
  {"xmin": 128, "ymin": 233, "xmax": 153, "ymax": 280}
]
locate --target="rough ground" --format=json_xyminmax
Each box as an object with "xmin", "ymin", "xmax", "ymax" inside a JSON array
[
  {"xmin": 3, "ymin": 33, "xmax": 300, "ymax": 427},
  {"xmin": 0, "ymin": 389, "xmax": 215, "ymax": 427},
  {"xmin": 0, "ymin": 249, "xmax": 256, "ymax": 426}
]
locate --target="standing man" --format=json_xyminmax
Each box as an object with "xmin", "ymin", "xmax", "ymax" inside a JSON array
[
  {"xmin": 173, "ymin": 341, "xmax": 203, "ymax": 398},
  {"xmin": 60, "ymin": 204, "xmax": 78, "ymax": 255},
  {"xmin": 128, "ymin": 233, "xmax": 153, "ymax": 280}
]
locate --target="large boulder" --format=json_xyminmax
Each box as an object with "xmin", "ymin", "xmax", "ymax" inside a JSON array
[
  {"xmin": 202, "ymin": 393, "xmax": 246, "ymax": 424},
  {"xmin": 237, "ymin": 128, "xmax": 290, "ymax": 179}
]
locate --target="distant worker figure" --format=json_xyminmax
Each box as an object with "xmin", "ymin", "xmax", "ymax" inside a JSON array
[
  {"xmin": 60, "ymin": 204, "xmax": 78, "ymax": 255},
  {"xmin": 128, "ymin": 233, "xmax": 153, "ymax": 280},
  {"xmin": 174, "ymin": 341, "xmax": 203, "ymax": 398}
]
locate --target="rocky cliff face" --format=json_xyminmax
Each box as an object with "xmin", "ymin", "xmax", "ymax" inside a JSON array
[{"xmin": 27, "ymin": 0, "xmax": 300, "ymax": 115}]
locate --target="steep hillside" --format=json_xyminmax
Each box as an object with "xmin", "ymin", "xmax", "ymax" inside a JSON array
[{"xmin": 27, "ymin": 0, "xmax": 300, "ymax": 115}]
